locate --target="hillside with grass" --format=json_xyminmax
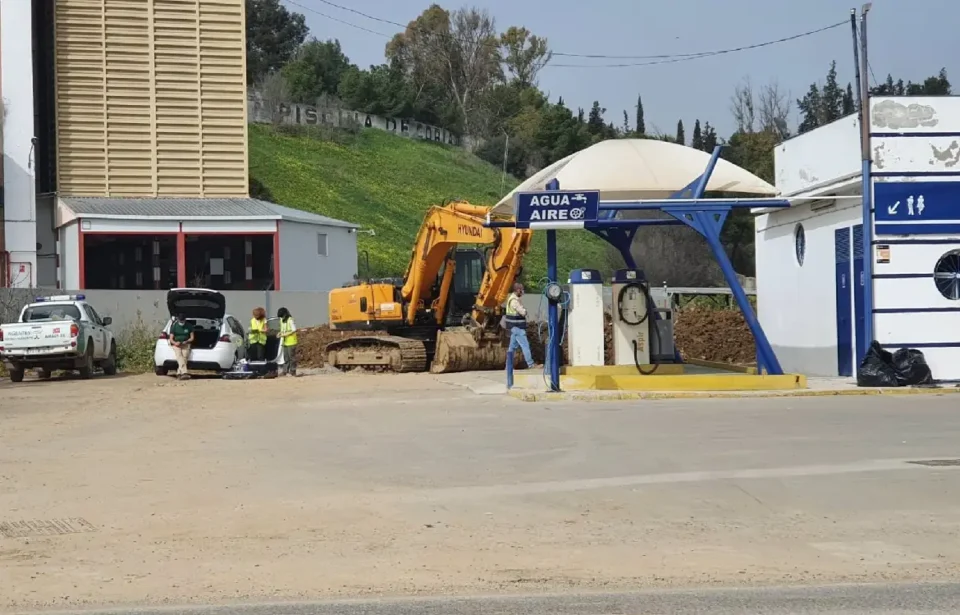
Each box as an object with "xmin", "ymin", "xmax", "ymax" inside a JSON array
[{"xmin": 248, "ymin": 124, "xmax": 614, "ymax": 286}]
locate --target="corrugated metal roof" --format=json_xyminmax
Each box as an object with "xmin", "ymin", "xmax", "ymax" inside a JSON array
[{"xmin": 59, "ymin": 197, "xmax": 357, "ymax": 228}]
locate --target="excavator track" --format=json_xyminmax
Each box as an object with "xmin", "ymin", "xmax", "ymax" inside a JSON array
[{"xmin": 325, "ymin": 335, "xmax": 428, "ymax": 373}]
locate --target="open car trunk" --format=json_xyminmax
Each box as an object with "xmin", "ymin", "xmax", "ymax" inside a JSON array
[
  {"xmin": 187, "ymin": 319, "xmax": 222, "ymax": 350},
  {"xmin": 167, "ymin": 288, "xmax": 226, "ymax": 321}
]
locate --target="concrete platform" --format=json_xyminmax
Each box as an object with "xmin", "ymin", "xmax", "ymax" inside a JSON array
[{"xmin": 433, "ymin": 368, "xmax": 960, "ymax": 401}]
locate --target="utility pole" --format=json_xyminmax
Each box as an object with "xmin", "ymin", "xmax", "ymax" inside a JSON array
[{"xmin": 857, "ymin": 3, "xmax": 875, "ymax": 360}]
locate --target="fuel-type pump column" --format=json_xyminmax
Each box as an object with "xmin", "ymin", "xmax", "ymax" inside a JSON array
[
  {"xmin": 611, "ymin": 269, "xmax": 651, "ymax": 367},
  {"xmin": 566, "ymin": 269, "xmax": 604, "ymax": 367}
]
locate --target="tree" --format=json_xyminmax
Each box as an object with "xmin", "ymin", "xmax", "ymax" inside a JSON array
[
  {"xmin": 245, "ymin": 0, "xmax": 308, "ymax": 85},
  {"xmin": 870, "ymin": 68, "xmax": 951, "ymax": 96},
  {"xmin": 691, "ymin": 119, "xmax": 703, "ymax": 150},
  {"xmin": 797, "ymin": 62, "xmax": 848, "ymax": 134},
  {"xmin": 675, "ymin": 119, "xmax": 685, "ymax": 146},
  {"xmin": 257, "ymin": 70, "xmax": 291, "ymax": 125},
  {"xmin": 282, "ymin": 39, "xmax": 354, "ymax": 104},
  {"xmin": 701, "ymin": 121, "xmax": 718, "ymax": 152},
  {"xmin": 757, "ymin": 80, "xmax": 790, "ymax": 138},
  {"xmin": 730, "ymin": 78, "xmax": 756, "ymax": 134},
  {"xmin": 622, "ymin": 110, "xmax": 630, "ymax": 135},
  {"xmin": 842, "ymin": 83, "xmax": 856, "ymax": 115},
  {"xmin": 635, "ymin": 95, "xmax": 645, "ymax": 135},
  {"xmin": 732, "ymin": 78, "xmax": 790, "ymax": 138},
  {"xmin": 500, "ymin": 26, "xmax": 552, "ymax": 88},
  {"xmin": 386, "ymin": 5, "xmax": 502, "ymax": 136},
  {"xmin": 587, "ymin": 101, "xmax": 606, "ymax": 135}
]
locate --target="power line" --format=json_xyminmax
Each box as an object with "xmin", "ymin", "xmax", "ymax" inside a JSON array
[
  {"xmin": 284, "ymin": 0, "xmax": 391, "ymax": 37},
  {"xmin": 283, "ymin": 0, "xmax": 845, "ymax": 69},
  {"xmin": 550, "ymin": 21, "xmax": 847, "ymax": 67}
]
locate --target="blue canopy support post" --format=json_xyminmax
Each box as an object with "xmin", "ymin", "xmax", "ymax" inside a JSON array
[
  {"xmin": 545, "ymin": 178, "xmax": 562, "ymax": 392},
  {"xmin": 662, "ymin": 205, "xmax": 783, "ymax": 375}
]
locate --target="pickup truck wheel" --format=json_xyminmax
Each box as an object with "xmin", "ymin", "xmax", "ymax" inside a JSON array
[
  {"xmin": 38, "ymin": 368, "xmax": 52, "ymax": 380},
  {"xmin": 102, "ymin": 342, "xmax": 118, "ymax": 376},
  {"xmin": 9, "ymin": 367, "xmax": 25, "ymax": 383},
  {"xmin": 155, "ymin": 366, "xmax": 168, "ymax": 376},
  {"xmin": 78, "ymin": 344, "xmax": 95, "ymax": 379}
]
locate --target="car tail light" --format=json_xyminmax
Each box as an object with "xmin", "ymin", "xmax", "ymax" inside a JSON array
[
  {"xmin": 70, "ymin": 323, "xmax": 79, "ymax": 337},
  {"xmin": 158, "ymin": 331, "xmax": 169, "ymax": 340},
  {"xmin": 219, "ymin": 334, "xmax": 231, "ymax": 343},
  {"xmin": 0, "ymin": 329, "xmax": 4, "ymax": 342}
]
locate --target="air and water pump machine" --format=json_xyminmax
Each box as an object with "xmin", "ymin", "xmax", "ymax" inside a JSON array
[
  {"xmin": 566, "ymin": 269, "xmax": 604, "ymax": 367},
  {"xmin": 611, "ymin": 269, "xmax": 675, "ymax": 371}
]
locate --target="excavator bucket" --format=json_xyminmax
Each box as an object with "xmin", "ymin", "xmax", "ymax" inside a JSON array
[{"xmin": 430, "ymin": 328, "xmax": 512, "ymax": 373}]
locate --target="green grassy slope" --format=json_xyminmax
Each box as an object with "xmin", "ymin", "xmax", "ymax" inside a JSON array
[{"xmin": 248, "ymin": 124, "xmax": 613, "ymax": 286}]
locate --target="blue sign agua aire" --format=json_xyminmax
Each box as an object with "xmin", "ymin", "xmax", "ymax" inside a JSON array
[
  {"xmin": 874, "ymin": 181, "xmax": 960, "ymax": 222},
  {"xmin": 515, "ymin": 190, "xmax": 600, "ymax": 228}
]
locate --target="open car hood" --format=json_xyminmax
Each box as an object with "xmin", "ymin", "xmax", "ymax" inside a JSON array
[{"xmin": 167, "ymin": 288, "xmax": 226, "ymax": 320}]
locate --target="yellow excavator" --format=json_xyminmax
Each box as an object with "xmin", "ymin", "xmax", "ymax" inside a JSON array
[{"xmin": 326, "ymin": 201, "xmax": 532, "ymax": 373}]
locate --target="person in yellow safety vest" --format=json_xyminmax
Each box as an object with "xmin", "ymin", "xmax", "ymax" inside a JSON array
[
  {"xmin": 503, "ymin": 282, "xmax": 538, "ymax": 369},
  {"xmin": 277, "ymin": 306, "xmax": 298, "ymax": 377},
  {"xmin": 248, "ymin": 307, "xmax": 268, "ymax": 361}
]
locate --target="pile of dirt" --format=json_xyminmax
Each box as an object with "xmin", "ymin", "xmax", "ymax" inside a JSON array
[
  {"xmin": 674, "ymin": 306, "xmax": 755, "ymax": 365},
  {"xmin": 297, "ymin": 327, "xmax": 386, "ymax": 369},
  {"xmin": 296, "ymin": 305, "xmax": 755, "ymax": 371}
]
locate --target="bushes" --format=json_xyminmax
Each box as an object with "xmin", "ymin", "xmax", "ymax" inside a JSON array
[{"xmin": 114, "ymin": 320, "xmax": 158, "ymax": 374}]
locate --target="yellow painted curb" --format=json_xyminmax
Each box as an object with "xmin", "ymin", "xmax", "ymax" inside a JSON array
[
  {"xmin": 512, "ymin": 372, "xmax": 806, "ymax": 392},
  {"xmin": 685, "ymin": 358, "xmax": 758, "ymax": 374},
  {"xmin": 507, "ymin": 386, "xmax": 960, "ymax": 402},
  {"xmin": 561, "ymin": 364, "xmax": 685, "ymax": 376}
]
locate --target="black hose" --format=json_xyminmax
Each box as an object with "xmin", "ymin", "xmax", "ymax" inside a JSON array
[{"xmin": 618, "ymin": 281, "xmax": 661, "ymax": 375}]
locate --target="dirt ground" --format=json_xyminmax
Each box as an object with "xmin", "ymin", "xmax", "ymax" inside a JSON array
[
  {"xmin": 3, "ymin": 371, "xmax": 960, "ymax": 612},
  {"xmin": 297, "ymin": 306, "xmax": 755, "ymax": 369}
]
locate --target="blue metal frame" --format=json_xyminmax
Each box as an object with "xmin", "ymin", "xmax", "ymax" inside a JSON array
[{"xmin": 496, "ymin": 145, "xmax": 791, "ymax": 392}]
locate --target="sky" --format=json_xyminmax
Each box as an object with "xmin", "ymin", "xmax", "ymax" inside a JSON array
[{"xmin": 282, "ymin": 0, "xmax": 957, "ymax": 139}]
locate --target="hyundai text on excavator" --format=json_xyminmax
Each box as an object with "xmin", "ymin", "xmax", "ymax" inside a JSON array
[{"xmin": 325, "ymin": 201, "xmax": 532, "ymax": 373}]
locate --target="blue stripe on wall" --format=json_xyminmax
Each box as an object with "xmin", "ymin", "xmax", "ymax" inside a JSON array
[
  {"xmin": 871, "ymin": 132, "xmax": 960, "ymax": 138},
  {"xmin": 873, "ymin": 171, "xmax": 960, "ymax": 178},
  {"xmin": 875, "ymin": 224, "xmax": 960, "ymax": 236},
  {"xmin": 873, "ymin": 238, "xmax": 960, "ymax": 245},
  {"xmin": 874, "ymin": 273, "xmax": 931, "ymax": 279},
  {"xmin": 881, "ymin": 342, "xmax": 960, "ymax": 349},
  {"xmin": 874, "ymin": 307, "xmax": 960, "ymax": 314}
]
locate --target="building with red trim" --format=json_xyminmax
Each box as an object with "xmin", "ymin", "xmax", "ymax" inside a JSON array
[
  {"xmin": 1, "ymin": 0, "xmax": 359, "ymax": 292},
  {"xmin": 57, "ymin": 197, "xmax": 357, "ymax": 291}
]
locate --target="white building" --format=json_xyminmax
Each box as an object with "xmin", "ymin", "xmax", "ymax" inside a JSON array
[{"xmin": 756, "ymin": 96, "xmax": 960, "ymax": 380}]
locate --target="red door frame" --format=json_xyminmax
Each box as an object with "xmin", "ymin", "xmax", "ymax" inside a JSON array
[{"xmin": 77, "ymin": 220, "xmax": 281, "ymax": 290}]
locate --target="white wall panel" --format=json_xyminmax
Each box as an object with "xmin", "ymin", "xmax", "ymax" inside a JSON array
[
  {"xmin": 755, "ymin": 201, "xmax": 862, "ymax": 376},
  {"xmin": 181, "ymin": 220, "xmax": 276, "ymax": 233},
  {"xmin": 774, "ymin": 115, "xmax": 861, "ymax": 196},
  {"xmin": 80, "ymin": 219, "xmax": 181, "ymax": 233},
  {"xmin": 873, "ymin": 136, "xmax": 960, "ymax": 174},
  {"xmin": 870, "ymin": 96, "xmax": 960, "ymax": 134}
]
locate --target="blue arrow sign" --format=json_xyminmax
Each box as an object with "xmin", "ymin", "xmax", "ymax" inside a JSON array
[
  {"xmin": 874, "ymin": 181, "xmax": 960, "ymax": 222},
  {"xmin": 515, "ymin": 190, "xmax": 600, "ymax": 229}
]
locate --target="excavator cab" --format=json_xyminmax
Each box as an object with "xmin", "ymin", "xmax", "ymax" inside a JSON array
[{"xmin": 444, "ymin": 248, "xmax": 485, "ymax": 326}]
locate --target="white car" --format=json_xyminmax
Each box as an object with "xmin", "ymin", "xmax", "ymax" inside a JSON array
[{"xmin": 153, "ymin": 288, "xmax": 247, "ymax": 376}]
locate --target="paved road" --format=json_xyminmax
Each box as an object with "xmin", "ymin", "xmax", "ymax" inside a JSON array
[
  {"xmin": 30, "ymin": 583, "xmax": 960, "ymax": 615},
  {"xmin": 4, "ymin": 376, "xmax": 960, "ymax": 610}
]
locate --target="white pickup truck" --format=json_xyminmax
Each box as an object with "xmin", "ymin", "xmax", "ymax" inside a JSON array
[{"xmin": 0, "ymin": 294, "xmax": 118, "ymax": 383}]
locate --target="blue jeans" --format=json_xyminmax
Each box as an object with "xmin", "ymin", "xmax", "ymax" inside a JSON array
[{"xmin": 508, "ymin": 327, "xmax": 534, "ymax": 367}]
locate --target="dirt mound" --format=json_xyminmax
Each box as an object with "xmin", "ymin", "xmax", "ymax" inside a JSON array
[
  {"xmin": 297, "ymin": 305, "xmax": 755, "ymax": 371},
  {"xmin": 674, "ymin": 307, "xmax": 755, "ymax": 365},
  {"xmin": 297, "ymin": 327, "xmax": 386, "ymax": 368}
]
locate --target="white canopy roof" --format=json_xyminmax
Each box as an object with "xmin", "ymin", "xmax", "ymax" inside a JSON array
[{"xmin": 491, "ymin": 138, "xmax": 778, "ymax": 216}]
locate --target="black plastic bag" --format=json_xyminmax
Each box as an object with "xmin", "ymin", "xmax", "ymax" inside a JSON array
[
  {"xmin": 892, "ymin": 348, "xmax": 934, "ymax": 386},
  {"xmin": 856, "ymin": 341, "xmax": 899, "ymax": 387}
]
